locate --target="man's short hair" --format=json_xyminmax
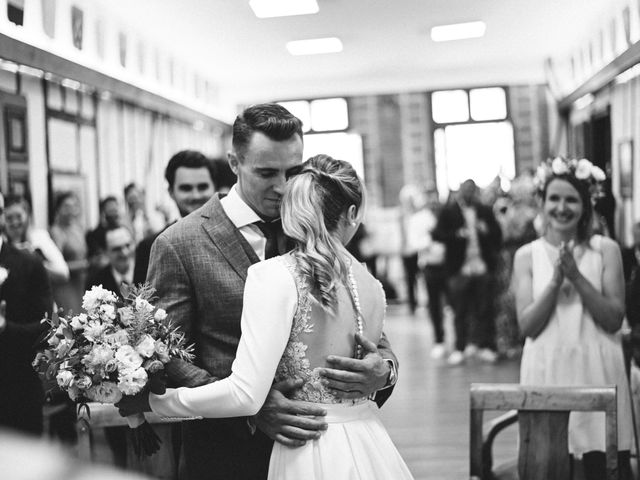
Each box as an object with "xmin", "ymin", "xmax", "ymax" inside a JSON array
[
  {"xmin": 232, "ymin": 103, "xmax": 303, "ymax": 158},
  {"xmin": 123, "ymin": 183, "xmax": 138, "ymax": 197},
  {"xmin": 104, "ymin": 225, "xmax": 133, "ymax": 245},
  {"xmin": 165, "ymin": 150, "xmax": 215, "ymax": 189},
  {"xmin": 99, "ymin": 195, "xmax": 118, "ymax": 213}
]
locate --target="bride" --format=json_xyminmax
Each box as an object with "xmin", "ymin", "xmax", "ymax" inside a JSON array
[{"xmin": 118, "ymin": 154, "xmax": 413, "ymax": 479}]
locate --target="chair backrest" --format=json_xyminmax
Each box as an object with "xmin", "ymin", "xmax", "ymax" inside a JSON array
[
  {"xmin": 469, "ymin": 383, "xmax": 618, "ymax": 480},
  {"xmin": 75, "ymin": 402, "xmax": 189, "ymax": 462}
]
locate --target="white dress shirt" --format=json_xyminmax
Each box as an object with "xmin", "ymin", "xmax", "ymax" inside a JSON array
[{"xmin": 220, "ymin": 186, "xmax": 271, "ymax": 260}]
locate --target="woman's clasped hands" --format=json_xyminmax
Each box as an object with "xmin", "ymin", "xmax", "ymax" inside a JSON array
[{"xmin": 552, "ymin": 241, "xmax": 582, "ymax": 290}]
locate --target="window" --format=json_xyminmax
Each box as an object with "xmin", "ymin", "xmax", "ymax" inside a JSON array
[
  {"xmin": 432, "ymin": 90, "xmax": 468, "ymax": 123},
  {"xmin": 431, "ymin": 87, "xmax": 513, "ymax": 196},
  {"xmin": 278, "ymin": 97, "xmax": 348, "ymax": 133}
]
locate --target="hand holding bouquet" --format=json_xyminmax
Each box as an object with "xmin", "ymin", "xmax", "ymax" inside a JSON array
[{"xmin": 34, "ymin": 284, "xmax": 193, "ymax": 456}]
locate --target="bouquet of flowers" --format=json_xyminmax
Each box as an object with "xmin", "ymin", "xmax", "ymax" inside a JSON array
[{"xmin": 33, "ymin": 284, "xmax": 194, "ymax": 456}]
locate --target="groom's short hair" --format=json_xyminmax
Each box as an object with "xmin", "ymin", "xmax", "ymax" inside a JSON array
[{"xmin": 232, "ymin": 103, "xmax": 303, "ymax": 159}]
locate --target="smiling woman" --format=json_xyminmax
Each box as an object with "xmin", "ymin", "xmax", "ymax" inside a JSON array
[{"xmin": 511, "ymin": 157, "xmax": 633, "ymax": 480}]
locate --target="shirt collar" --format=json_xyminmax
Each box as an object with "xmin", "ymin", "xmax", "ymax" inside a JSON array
[
  {"xmin": 220, "ymin": 185, "xmax": 265, "ymax": 229},
  {"xmin": 111, "ymin": 263, "xmax": 133, "ymax": 286}
]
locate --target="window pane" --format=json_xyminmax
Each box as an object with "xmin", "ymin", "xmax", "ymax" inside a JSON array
[
  {"xmin": 435, "ymin": 121, "xmax": 515, "ymax": 191},
  {"xmin": 303, "ymin": 132, "xmax": 364, "ymax": 179},
  {"xmin": 278, "ymin": 101, "xmax": 311, "ymax": 132},
  {"xmin": 310, "ymin": 98, "xmax": 348, "ymax": 131},
  {"xmin": 431, "ymin": 90, "xmax": 468, "ymax": 124},
  {"xmin": 470, "ymin": 87, "xmax": 507, "ymax": 121}
]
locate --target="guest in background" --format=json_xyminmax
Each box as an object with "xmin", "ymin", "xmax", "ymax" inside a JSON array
[
  {"xmin": 4, "ymin": 194, "xmax": 68, "ymax": 285},
  {"xmin": 622, "ymin": 221, "xmax": 640, "ymax": 285},
  {"xmin": 133, "ymin": 150, "xmax": 216, "ymax": 285},
  {"xmin": 86, "ymin": 226, "xmax": 135, "ymax": 298},
  {"xmin": 85, "ymin": 225, "xmax": 135, "ymax": 468},
  {"xmin": 398, "ymin": 184, "xmax": 430, "ymax": 314},
  {"xmin": 433, "ymin": 179, "xmax": 502, "ymax": 365},
  {"xmin": 493, "ymin": 173, "xmax": 538, "ymax": 357},
  {"xmin": 50, "ymin": 192, "xmax": 88, "ymax": 314},
  {"xmin": 0, "ymin": 191, "xmax": 53, "ymax": 435},
  {"xmin": 86, "ymin": 195, "xmax": 122, "ymax": 277},
  {"xmin": 419, "ymin": 184, "xmax": 449, "ymax": 359},
  {"xmin": 123, "ymin": 183, "xmax": 164, "ymax": 245},
  {"xmin": 513, "ymin": 158, "xmax": 632, "ymax": 479},
  {"xmin": 623, "ymin": 222, "xmax": 640, "ymax": 332}
]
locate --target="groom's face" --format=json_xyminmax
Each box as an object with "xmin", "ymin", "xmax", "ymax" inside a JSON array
[{"xmin": 230, "ymin": 131, "xmax": 303, "ymax": 220}]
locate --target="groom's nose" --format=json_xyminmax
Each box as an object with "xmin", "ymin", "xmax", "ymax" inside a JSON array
[{"xmin": 272, "ymin": 173, "xmax": 287, "ymax": 195}]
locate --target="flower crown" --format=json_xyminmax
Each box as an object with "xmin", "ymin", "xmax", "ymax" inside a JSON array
[{"xmin": 534, "ymin": 156, "xmax": 606, "ymax": 200}]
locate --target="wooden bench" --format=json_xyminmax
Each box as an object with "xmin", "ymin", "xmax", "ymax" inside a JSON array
[{"xmin": 470, "ymin": 383, "xmax": 618, "ymax": 480}]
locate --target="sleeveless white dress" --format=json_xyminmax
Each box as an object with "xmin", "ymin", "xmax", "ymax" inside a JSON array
[
  {"xmin": 148, "ymin": 255, "xmax": 414, "ymax": 479},
  {"xmin": 520, "ymin": 236, "xmax": 632, "ymax": 455}
]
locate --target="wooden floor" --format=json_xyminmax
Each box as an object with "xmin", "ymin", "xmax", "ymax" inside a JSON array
[{"xmin": 379, "ymin": 304, "xmax": 520, "ymax": 480}]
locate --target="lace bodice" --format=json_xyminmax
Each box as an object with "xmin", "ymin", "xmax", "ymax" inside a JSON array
[
  {"xmin": 275, "ymin": 256, "xmax": 364, "ymax": 404},
  {"xmin": 148, "ymin": 255, "xmax": 386, "ymax": 419}
]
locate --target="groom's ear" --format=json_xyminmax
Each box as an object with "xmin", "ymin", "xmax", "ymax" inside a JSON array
[{"xmin": 228, "ymin": 151, "xmax": 240, "ymax": 175}]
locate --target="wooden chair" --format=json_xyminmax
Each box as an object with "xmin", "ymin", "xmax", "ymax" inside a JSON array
[
  {"xmin": 470, "ymin": 383, "xmax": 618, "ymax": 480},
  {"xmin": 75, "ymin": 402, "xmax": 194, "ymax": 474}
]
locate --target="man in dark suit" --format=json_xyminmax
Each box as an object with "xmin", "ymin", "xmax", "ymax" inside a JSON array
[
  {"xmin": 85, "ymin": 196, "xmax": 123, "ymax": 278},
  {"xmin": 622, "ymin": 222, "xmax": 640, "ymax": 285},
  {"xmin": 85, "ymin": 225, "xmax": 134, "ymax": 467},
  {"xmin": 86, "ymin": 226, "xmax": 134, "ymax": 299},
  {"xmin": 0, "ymin": 192, "xmax": 53, "ymax": 435},
  {"xmin": 146, "ymin": 103, "xmax": 398, "ymax": 480},
  {"xmin": 133, "ymin": 150, "xmax": 216, "ymax": 285},
  {"xmin": 433, "ymin": 179, "xmax": 502, "ymax": 365}
]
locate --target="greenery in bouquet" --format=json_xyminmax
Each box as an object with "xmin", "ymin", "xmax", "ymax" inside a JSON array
[{"xmin": 33, "ymin": 283, "xmax": 193, "ymax": 455}]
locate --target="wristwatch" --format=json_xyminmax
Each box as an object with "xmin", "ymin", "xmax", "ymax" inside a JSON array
[{"xmin": 384, "ymin": 359, "xmax": 398, "ymax": 388}]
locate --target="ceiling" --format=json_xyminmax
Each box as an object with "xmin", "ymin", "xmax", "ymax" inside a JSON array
[{"xmin": 97, "ymin": 0, "xmax": 614, "ymax": 113}]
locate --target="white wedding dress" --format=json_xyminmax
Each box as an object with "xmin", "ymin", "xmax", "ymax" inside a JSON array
[{"xmin": 149, "ymin": 254, "xmax": 414, "ymax": 479}]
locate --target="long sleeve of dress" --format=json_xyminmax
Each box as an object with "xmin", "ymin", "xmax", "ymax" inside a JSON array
[{"xmin": 149, "ymin": 260, "xmax": 297, "ymax": 418}]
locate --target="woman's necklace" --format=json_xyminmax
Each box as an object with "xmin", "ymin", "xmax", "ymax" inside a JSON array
[{"xmin": 346, "ymin": 265, "xmax": 365, "ymax": 360}]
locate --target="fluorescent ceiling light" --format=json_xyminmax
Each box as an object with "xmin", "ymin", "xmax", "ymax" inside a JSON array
[
  {"xmin": 249, "ymin": 0, "xmax": 319, "ymax": 18},
  {"xmin": 287, "ymin": 37, "xmax": 343, "ymax": 56},
  {"xmin": 431, "ymin": 21, "xmax": 486, "ymax": 42}
]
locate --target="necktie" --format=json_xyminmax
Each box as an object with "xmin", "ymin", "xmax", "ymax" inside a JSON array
[{"xmin": 255, "ymin": 220, "xmax": 281, "ymax": 259}]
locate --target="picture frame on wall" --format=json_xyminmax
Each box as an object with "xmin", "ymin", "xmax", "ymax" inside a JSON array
[{"xmin": 619, "ymin": 139, "xmax": 633, "ymax": 199}]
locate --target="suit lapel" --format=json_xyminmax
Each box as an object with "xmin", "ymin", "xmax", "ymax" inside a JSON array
[{"xmin": 200, "ymin": 196, "xmax": 259, "ymax": 281}]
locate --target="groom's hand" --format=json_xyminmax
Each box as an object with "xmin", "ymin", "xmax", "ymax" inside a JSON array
[
  {"xmin": 318, "ymin": 333, "xmax": 390, "ymax": 399},
  {"xmin": 255, "ymin": 379, "xmax": 327, "ymax": 447}
]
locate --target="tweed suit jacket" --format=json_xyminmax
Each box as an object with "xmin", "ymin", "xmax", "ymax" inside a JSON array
[{"xmin": 148, "ymin": 194, "xmax": 260, "ymax": 389}]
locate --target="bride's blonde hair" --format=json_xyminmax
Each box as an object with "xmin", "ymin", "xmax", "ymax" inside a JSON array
[{"xmin": 281, "ymin": 154, "xmax": 365, "ymax": 314}]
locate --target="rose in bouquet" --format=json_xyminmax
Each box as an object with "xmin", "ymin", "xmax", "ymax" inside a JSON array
[{"xmin": 33, "ymin": 283, "xmax": 193, "ymax": 456}]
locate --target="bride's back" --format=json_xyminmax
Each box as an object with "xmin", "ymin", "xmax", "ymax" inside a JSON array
[{"xmin": 275, "ymin": 255, "xmax": 385, "ymax": 403}]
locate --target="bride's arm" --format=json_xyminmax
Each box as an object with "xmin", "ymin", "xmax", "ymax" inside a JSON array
[{"xmin": 149, "ymin": 261, "xmax": 297, "ymax": 418}]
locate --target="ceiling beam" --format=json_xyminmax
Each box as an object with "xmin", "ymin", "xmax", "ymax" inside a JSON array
[
  {"xmin": 0, "ymin": 32, "xmax": 228, "ymax": 127},
  {"xmin": 558, "ymin": 40, "xmax": 640, "ymax": 112}
]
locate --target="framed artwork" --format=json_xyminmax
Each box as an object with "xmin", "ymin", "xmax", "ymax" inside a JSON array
[
  {"xmin": 5, "ymin": 108, "xmax": 26, "ymax": 155},
  {"xmin": 619, "ymin": 139, "xmax": 633, "ymax": 199}
]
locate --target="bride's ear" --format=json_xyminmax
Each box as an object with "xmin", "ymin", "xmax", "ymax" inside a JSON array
[{"xmin": 346, "ymin": 205, "xmax": 358, "ymax": 226}]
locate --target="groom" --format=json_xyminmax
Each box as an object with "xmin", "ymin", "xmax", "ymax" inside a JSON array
[{"xmin": 147, "ymin": 103, "xmax": 398, "ymax": 480}]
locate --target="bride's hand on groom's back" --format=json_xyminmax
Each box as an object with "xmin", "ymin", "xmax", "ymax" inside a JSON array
[
  {"xmin": 255, "ymin": 379, "xmax": 328, "ymax": 447},
  {"xmin": 319, "ymin": 333, "xmax": 390, "ymax": 399}
]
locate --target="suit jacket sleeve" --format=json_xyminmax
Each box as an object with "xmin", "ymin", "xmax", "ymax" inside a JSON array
[
  {"xmin": 149, "ymin": 261, "xmax": 296, "ymax": 418},
  {"xmin": 147, "ymin": 233, "xmax": 218, "ymax": 388},
  {"xmin": 373, "ymin": 330, "xmax": 397, "ymax": 407}
]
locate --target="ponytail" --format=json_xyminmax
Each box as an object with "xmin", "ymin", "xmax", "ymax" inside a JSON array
[{"xmin": 281, "ymin": 155, "xmax": 364, "ymax": 314}]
